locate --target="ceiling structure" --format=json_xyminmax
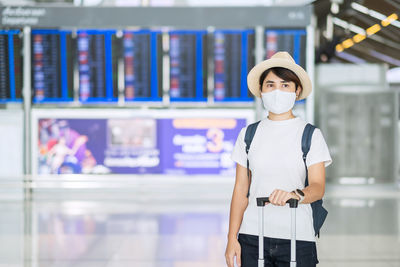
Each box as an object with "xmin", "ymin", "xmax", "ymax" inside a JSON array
[
  {"xmin": 1, "ymin": 0, "xmax": 398, "ymax": 67},
  {"xmin": 314, "ymin": 0, "xmax": 400, "ymax": 68}
]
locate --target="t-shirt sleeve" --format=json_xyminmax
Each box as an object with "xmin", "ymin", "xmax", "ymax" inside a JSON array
[
  {"xmin": 306, "ymin": 128, "xmax": 332, "ymax": 168},
  {"xmin": 231, "ymin": 127, "xmax": 248, "ymax": 168}
]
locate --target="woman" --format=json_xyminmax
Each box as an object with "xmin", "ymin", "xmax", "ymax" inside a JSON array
[{"xmin": 225, "ymin": 51, "xmax": 332, "ymax": 267}]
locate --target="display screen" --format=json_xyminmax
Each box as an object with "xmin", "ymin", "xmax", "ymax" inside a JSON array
[
  {"xmin": 124, "ymin": 31, "xmax": 162, "ymax": 100},
  {"xmin": 0, "ymin": 33, "xmax": 10, "ymax": 100},
  {"xmin": 32, "ymin": 30, "xmax": 74, "ymax": 102},
  {"xmin": 214, "ymin": 32, "xmax": 241, "ymax": 99},
  {"xmin": 0, "ymin": 30, "xmax": 22, "ymax": 102},
  {"xmin": 214, "ymin": 30, "xmax": 254, "ymax": 101},
  {"xmin": 78, "ymin": 32, "xmax": 106, "ymax": 100},
  {"xmin": 111, "ymin": 33, "xmax": 119, "ymax": 100},
  {"xmin": 78, "ymin": 30, "xmax": 118, "ymax": 102},
  {"xmin": 124, "ymin": 32, "xmax": 150, "ymax": 98},
  {"xmin": 169, "ymin": 31, "xmax": 207, "ymax": 101},
  {"xmin": 265, "ymin": 29, "xmax": 307, "ymax": 68}
]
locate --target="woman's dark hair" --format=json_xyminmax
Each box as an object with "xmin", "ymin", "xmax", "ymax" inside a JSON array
[{"xmin": 259, "ymin": 67, "xmax": 302, "ymax": 92}]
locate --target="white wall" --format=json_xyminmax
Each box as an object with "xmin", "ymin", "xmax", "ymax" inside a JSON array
[{"xmin": 0, "ymin": 109, "xmax": 24, "ymax": 178}]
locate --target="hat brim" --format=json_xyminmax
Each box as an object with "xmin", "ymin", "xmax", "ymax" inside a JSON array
[{"xmin": 247, "ymin": 58, "xmax": 312, "ymax": 100}]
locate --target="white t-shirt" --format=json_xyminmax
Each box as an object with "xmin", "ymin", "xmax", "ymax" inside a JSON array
[{"xmin": 231, "ymin": 116, "xmax": 332, "ymax": 242}]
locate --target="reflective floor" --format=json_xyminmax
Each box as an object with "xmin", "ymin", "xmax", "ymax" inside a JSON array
[{"xmin": 0, "ymin": 179, "xmax": 399, "ymax": 267}]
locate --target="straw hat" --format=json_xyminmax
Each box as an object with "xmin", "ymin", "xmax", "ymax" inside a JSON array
[{"xmin": 247, "ymin": 51, "xmax": 312, "ymax": 100}]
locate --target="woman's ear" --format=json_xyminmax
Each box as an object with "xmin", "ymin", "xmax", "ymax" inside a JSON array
[{"xmin": 296, "ymin": 86, "xmax": 302, "ymax": 99}]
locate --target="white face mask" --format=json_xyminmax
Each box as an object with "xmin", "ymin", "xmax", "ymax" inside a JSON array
[{"xmin": 261, "ymin": 90, "xmax": 296, "ymax": 114}]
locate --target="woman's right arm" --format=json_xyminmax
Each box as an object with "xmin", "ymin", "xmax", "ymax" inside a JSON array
[{"xmin": 225, "ymin": 163, "xmax": 250, "ymax": 267}]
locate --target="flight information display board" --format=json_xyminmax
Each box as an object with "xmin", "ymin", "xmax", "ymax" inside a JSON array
[
  {"xmin": 32, "ymin": 29, "xmax": 74, "ymax": 103},
  {"xmin": 265, "ymin": 29, "xmax": 307, "ymax": 68},
  {"xmin": 265, "ymin": 29, "xmax": 307, "ymax": 108},
  {"xmin": 77, "ymin": 30, "xmax": 118, "ymax": 103},
  {"xmin": 0, "ymin": 29, "xmax": 22, "ymax": 103},
  {"xmin": 124, "ymin": 30, "xmax": 162, "ymax": 101},
  {"xmin": 169, "ymin": 30, "xmax": 207, "ymax": 102},
  {"xmin": 214, "ymin": 29, "xmax": 254, "ymax": 102}
]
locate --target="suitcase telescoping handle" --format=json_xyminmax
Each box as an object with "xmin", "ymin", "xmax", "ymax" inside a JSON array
[
  {"xmin": 256, "ymin": 197, "xmax": 299, "ymax": 267},
  {"xmin": 256, "ymin": 197, "xmax": 299, "ymax": 208}
]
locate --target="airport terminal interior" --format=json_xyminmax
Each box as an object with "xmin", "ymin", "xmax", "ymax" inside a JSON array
[{"xmin": 0, "ymin": 0, "xmax": 399, "ymax": 266}]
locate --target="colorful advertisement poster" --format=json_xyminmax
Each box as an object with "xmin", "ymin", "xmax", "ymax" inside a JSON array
[
  {"xmin": 38, "ymin": 118, "xmax": 160, "ymax": 174},
  {"xmin": 159, "ymin": 118, "xmax": 246, "ymax": 175},
  {"xmin": 37, "ymin": 116, "xmax": 246, "ymax": 175}
]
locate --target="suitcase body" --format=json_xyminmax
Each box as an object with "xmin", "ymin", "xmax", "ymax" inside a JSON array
[{"xmin": 256, "ymin": 197, "xmax": 299, "ymax": 267}]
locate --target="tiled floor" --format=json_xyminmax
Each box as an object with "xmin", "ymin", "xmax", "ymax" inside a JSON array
[{"xmin": 0, "ymin": 180, "xmax": 399, "ymax": 267}]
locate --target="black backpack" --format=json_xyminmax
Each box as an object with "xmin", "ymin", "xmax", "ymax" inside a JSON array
[{"xmin": 244, "ymin": 121, "xmax": 328, "ymax": 237}]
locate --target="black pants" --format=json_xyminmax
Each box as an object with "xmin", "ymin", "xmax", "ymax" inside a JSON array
[{"xmin": 238, "ymin": 233, "xmax": 319, "ymax": 267}]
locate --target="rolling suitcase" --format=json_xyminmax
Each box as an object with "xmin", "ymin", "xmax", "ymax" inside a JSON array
[{"xmin": 256, "ymin": 197, "xmax": 299, "ymax": 267}]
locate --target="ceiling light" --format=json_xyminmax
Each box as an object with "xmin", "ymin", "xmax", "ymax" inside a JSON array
[
  {"xmin": 333, "ymin": 10, "xmax": 399, "ymax": 53},
  {"xmin": 352, "ymin": 33, "xmax": 366, "ymax": 43},
  {"xmin": 335, "ymin": 51, "xmax": 366, "ymax": 63},
  {"xmin": 332, "ymin": 17, "xmax": 365, "ymax": 34},
  {"xmin": 366, "ymin": 24, "xmax": 381, "ymax": 36},
  {"xmin": 342, "ymin": 38, "xmax": 354, "ymax": 49},
  {"xmin": 369, "ymin": 50, "xmax": 400, "ymax": 66},
  {"xmin": 382, "ymin": 13, "xmax": 398, "ymax": 27},
  {"xmin": 336, "ymin": 44, "xmax": 344, "ymax": 52},
  {"xmin": 351, "ymin": 2, "xmax": 400, "ymax": 28},
  {"xmin": 331, "ymin": 2, "xmax": 339, "ymax": 14},
  {"xmin": 350, "ymin": 2, "xmax": 369, "ymax": 14}
]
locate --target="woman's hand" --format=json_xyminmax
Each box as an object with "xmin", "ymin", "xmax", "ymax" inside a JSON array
[
  {"xmin": 225, "ymin": 237, "xmax": 241, "ymax": 267},
  {"xmin": 268, "ymin": 189, "xmax": 299, "ymax": 206}
]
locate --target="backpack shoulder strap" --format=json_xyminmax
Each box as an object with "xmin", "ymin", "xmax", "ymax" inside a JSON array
[
  {"xmin": 302, "ymin": 124, "xmax": 328, "ymax": 238},
  {"xmin": 301, "ymin": 123, "xmax": 316, "ymax": 187},
  {"xmin": 244, "ymin": 121, "xmax": 261, "ymax": 198},
  {"xmin": 245, "ymin": 121, "xmax": 261, "ymax": 154}
]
